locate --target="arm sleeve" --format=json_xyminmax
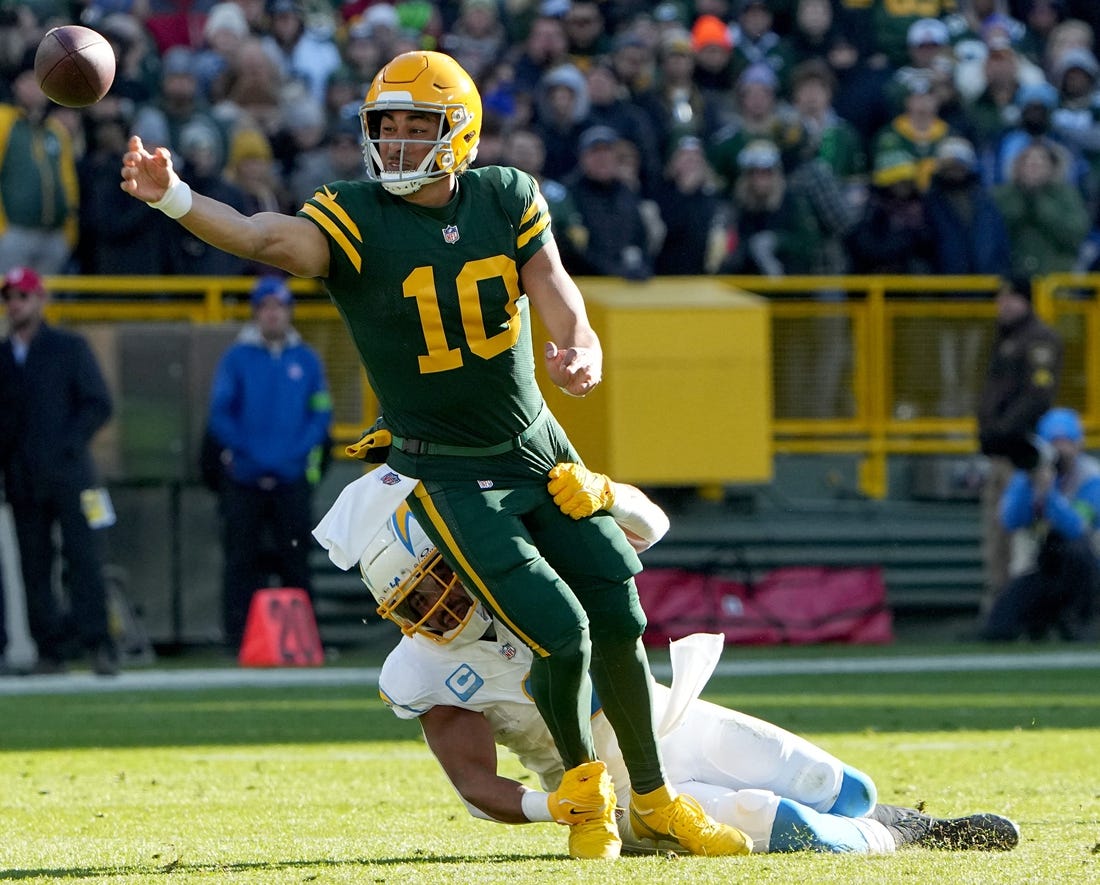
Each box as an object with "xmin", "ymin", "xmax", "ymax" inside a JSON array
[
  {"xmin": 1042, "ymin": 486, "xmax": 1088, "ymax": 539},
  {"xmin": 999, "ymin": 471, "xmax": 1036, "ymax": 530},
  {"xmin": 608, "ymin": 483, "xmax": 671, "ymax": 551}
]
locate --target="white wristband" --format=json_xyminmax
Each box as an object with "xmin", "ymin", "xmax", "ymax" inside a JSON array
[
  {"xmin": 520, "ymin": 788, "xmax": 555, "ymax": 823},
  {"xmin": 149, "ymin": 179, "xmax": 193, "ymax": 219}
]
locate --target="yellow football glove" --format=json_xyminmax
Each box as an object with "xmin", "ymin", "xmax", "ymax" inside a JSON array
[
  {"xmin": 345, "ymin": 428, "xmax": 392, "ymax": 462},
  {"xmin": 546, "ymin": 760, "xmax": 615, "ymax": 824},
  {"xmin": 547, "ymin": 463, "xmax": 616, "ymax": 519}
]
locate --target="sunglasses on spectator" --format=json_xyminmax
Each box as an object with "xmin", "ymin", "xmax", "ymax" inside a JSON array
[{"xmin": 1, "ymin": 289, "xmax": 33, "ymax": 302}]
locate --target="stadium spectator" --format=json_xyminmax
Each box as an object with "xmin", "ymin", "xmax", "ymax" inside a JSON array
[
  {"xmin": 926, "ymin": 136, "xmax": 1013, "ymax": 277},
  {"xmin": 532, "ymin": 63, "xmax": 590, "ymax": 182},
  {"xmin": 213, "ymin": 37, "xmax": 286, "ymax": 135},
  {"xmin": 871, "ymin": 76, "xmax": 954, "ymax": 192},
  {"xmin": 193, "ymin": 1, "xmax": 251, "ymax": 102},
  {"xmin": 560, "ymin": 125, "xmax": 653, "ymax": 280},
  {"xmin": 76, "ymin": 96, "xmax": 168, "ymax": 275},
  {"xmin": 0, "ymin": 267, "xmax": 116, "ymax": 675},
  {"xmin": 992, "ymin": 80, "xmax": 1089, "ymax": 189},
  {"xmin": 262, "ymin": 0, "xmax": 342, "ymax": 105},
  {"xmin": 955, "ymin": 11, "xmax": 1047, "ymax": 105},
  {"xmin": 779, "ymin": 0, "xmax": 858, "ymax": 70},
  {"xmin": 637, "ymin": 28, "xmax": 725, "ymax": 164},
  {"xmin": 707, "ymin": 62, "xmax": 802, "ymax": 195},
  {"xmin": 98, "ymin": 12, "xmax": 161, "ymax": 106},
  {"xmin": 1049, "ymin": 47, "xmax": 1100, "ymax": 200},
  {"xmin": 847, "ymin": 150, "xmax": 936, "ymax": 274},
  {"xmin": 841, "ymin": 0, "xmax": 957, "ymax": 69},
  {"xmin": 132, "ymin": 46, "xmax": 230, "ymax": 175},
  {"xmin": 225, "ymin": 127, "xmax": 285, "ymax": 216},
  {"xmin": 440, "ymin": 0, "xmax": 508, "ymax": 84},
  {"xmin": 608, "ymin": 28, "xmax": 658, "ymax": 100},
  {"xmin": 721, "ymin": 139, "xmax": 821, "ymax": 277},
  {"xmin": 341, "ymin": 11, "xmax": 401, "ymax": 85},
  {"xmin": 206, "ymin": 276, "xmax": 332, "ymax": 650},
  {"xmin": 1041, "ymin": 16, "xmax": 1094, "ymax": 78},
  {"xmin": 583, "ymin": 60, "xmax": 661, "ymax": 196},
  {"xmin": 653, "ymin": 136, "xmax": 730, "ymax": 275},
  {"xmin": 691, "ymin": 13, "xmax": 738, "ymax": 117},
  {"xmin": 1014, "ymin": 0, "xmax": 1069, "ymax": 66},
  {"xmin": 994, "ymin": 139, "xmax": 1091, "ymax": 276},
  {"xmin": 960, "ymin": 24, "xmax": 1046, "ymax": 164},
  {"xmin": 0, "ymin": 49, "xmax": 78, "ymax": 275},
  {"xmin": 287, "ymin": 115, "xmax": 367, "ymax": 210},
  {"xmin": 789, "ymin": 58, "xmax": 868, "ymax": 198},
  {"xmin": 510, "ymin": 13, "xmax": 571, "ymax": 98},
  {"xmin": 563, "ymin": 0, "xmax": 611, "ymax": 71},
  {"xmin": 733, "ymin": 0, "xmax": 793, "ymax": 85},
  {"xmin": 884, "ymin": 18, "xmax": 955, "ymax": 117},
  {"xmin": 980, "ymin": 406, "xmax": 1100, "ymax": 642},
  {"xmin": 977, "ymin": 275, "xmax": 1063, "ymax": 615}
]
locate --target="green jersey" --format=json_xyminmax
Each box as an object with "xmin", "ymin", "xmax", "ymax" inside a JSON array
[{"xmin": 298, "ymin": 166, "xmax": 574, "ymax": 482}]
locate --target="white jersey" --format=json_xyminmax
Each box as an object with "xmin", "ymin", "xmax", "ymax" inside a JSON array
[{"xmin": 378, "ymin": 629, "xmax": 864, "ymax": 851}]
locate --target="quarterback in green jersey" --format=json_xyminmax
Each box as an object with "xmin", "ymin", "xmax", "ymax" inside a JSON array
[{"xmin": 120, "ymin": 49, "xmax": 749, "ymax": 861}]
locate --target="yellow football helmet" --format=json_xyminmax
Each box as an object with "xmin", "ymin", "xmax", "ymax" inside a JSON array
[
  {"xmin": 359, "ymin": 50, "xmax": 482, "ymax": 195},
  {"xmin": 360, "ymin": 503, "xmax": 492, "ymax": 645}
]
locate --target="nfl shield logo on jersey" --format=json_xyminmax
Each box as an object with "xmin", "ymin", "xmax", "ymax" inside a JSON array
[{"xmin": 442, "ymin": 224, "xmax": 460, "ymax": 244}]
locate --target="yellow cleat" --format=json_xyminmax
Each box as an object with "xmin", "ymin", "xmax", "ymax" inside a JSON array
[
  {"xmin": 630, "ymin": 791, "xmax": 753, "ymax": 857},
  {"xmin": 567, "ymin": 818, "xmax": 622, "ymax": 860}
]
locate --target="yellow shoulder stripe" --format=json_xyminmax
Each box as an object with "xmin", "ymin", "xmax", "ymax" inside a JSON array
[
  {"xmin": 301, "ymin": 203, "xmax": 362, "ymax": 272},
  {"xmin": 517, "ymin": 193, "xmax": 551, "ymax": 249}
]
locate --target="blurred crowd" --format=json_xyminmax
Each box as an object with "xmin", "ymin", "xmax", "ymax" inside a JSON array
[{"xmin": 3, "ymin": 0, "xmax": 1100, "ymax": 282}]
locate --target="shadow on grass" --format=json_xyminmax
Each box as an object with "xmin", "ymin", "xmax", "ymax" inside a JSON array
[{"xmin": 0, "ymin": 852, "xmax": 565, "ymax": 879}]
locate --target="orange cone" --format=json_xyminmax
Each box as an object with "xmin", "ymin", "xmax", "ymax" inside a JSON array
[{"xmin": 238, "ymin": 588, "xmax": 324, "ymax": 667}]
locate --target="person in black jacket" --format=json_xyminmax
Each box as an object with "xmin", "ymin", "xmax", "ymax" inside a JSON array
[
  {"xmin": 560, "ymin": 125, "xmax": 653, "ymax": 280},
  {"xmin": 0, "ymin": 267, "xmax": 117, "ymax": 675},
  {"xmin": 976, "ymin": 275, "xmax": 1063, "ymax": 616}
]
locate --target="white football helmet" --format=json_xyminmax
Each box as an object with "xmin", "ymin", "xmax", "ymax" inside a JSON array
[
  {"xmin": 359, "ymin": 50, "xmax": 481, "ymax": 195},
  {"xmin": 360, "ymin": 502, "xmax": 492, "ymax": 645}
]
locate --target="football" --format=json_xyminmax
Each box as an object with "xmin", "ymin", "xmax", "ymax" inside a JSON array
[{"xmin": 34, "ymin": 25, "xmax": 116, "ymax": 108}]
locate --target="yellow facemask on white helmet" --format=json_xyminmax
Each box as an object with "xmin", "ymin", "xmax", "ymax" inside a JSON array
[{"xmin": 360, "ymin": 503, "xmax": 492, "ymax": 645}]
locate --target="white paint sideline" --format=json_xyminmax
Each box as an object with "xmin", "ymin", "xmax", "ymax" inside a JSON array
[{"xmin": 1, "ymin": 650, "xmax": 1098, "ymax": 696}]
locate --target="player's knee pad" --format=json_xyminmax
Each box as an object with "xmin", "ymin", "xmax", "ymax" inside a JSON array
[{"xmin": 827, "ymin": 764, "xmax": 877, "ymax": 818}]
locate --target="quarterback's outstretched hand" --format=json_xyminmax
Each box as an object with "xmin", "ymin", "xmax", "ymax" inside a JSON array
[
  {"xmin": 548, "ymin": 463, "xmax": 615, "ymax": 519},
  {"xmin": 545, "ymin": 341, "xmax": 601, "ymax": 397},
  {"xmin": 546, "ymin": 761, "xmax": 615, "ymax": 824},
  {"xmin": 120, "ymin": 135, "xmax": 177, "ymax": 203}
]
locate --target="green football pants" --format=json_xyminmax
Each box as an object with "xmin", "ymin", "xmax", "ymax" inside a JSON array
[{"xmin": 411, "ymin": 480, "xmax": 667, "ymax": 791}]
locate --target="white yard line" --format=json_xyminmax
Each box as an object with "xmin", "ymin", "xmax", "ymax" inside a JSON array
[{"xmin": 1, "ymin": 650, "xmax": 1098, "ymax": 696}]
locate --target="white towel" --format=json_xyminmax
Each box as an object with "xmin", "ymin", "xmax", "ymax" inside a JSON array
[
  {"xmin": 312, "ymin": 468, "xmax": 420, "ymax": 570},
  {"xmin": 656, "ymin": 632, "xmax": 725, "ymax": 738}
]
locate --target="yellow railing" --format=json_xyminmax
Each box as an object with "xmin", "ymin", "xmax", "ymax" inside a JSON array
[{"xmin": 32, "ymin": 273, "xmax": 1100, "ymax": 498}]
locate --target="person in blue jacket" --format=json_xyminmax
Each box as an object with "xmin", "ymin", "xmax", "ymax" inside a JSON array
[
  {"xmin": 980, "ymin": 407, "xmax": 1100, "ymax": 642},
  {"xmin": 207, "ymin": 275, "xmax": 332, "ymax": 649}
]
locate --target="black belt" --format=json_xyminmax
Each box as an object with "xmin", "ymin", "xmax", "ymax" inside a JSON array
[{"xmin": 391, "ymin": 406, "xmax": 549, "ymax": 457}]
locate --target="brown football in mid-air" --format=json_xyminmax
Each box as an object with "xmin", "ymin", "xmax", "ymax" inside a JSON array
[{"xmin": 34, "ymin": 25, "xmax": 116, "ymax": 108}]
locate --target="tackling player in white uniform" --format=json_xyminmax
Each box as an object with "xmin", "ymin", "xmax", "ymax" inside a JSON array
[{"xmin": 314, "ymin": 463, "xmax": 1020, "ymax": 855}]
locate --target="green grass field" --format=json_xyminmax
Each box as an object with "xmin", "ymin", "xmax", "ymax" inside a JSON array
[{"xmin": 2, "ymin": 645, "xmax": 1099, "ymax": 884}]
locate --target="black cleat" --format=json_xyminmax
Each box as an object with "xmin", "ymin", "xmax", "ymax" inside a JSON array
[
  {"xmin": 872, "ymin": 804, "xmax": 1019, "ymax": 851},
  {"xmin": 920, "ymin": 813, "xmax": 1020, "ymax": 851}
]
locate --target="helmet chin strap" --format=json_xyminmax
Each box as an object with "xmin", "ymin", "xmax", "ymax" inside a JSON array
[{"xmin": 379, "ymin": 169, "xmax": 447, "ymax": 195}]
